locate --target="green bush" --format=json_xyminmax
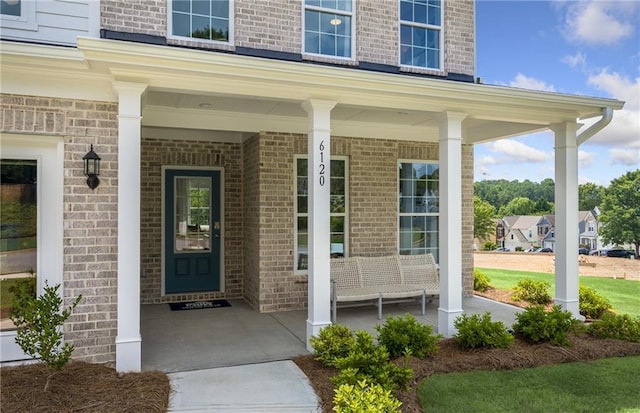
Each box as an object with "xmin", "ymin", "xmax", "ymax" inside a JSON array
[
  {"xmin": 483, "ymin": 241, "xmax": 497, "ymax": 251},
  {"xmin": 587, "ymin": 313, "xmax": 640, "ymax": 343},
  {"xmin": 332, "ymin": 330, "xmax": 413, "ymax": 391},
  {"xmin": 453, "ymin": 312, "xmax": 514, "ymax": 350},
  {"xmin": 512, "ymin": 305, "xmax": 578, "ymax": 346},
  {"xmin": 309, "ymin": 323, "xmax": 356, "ymax": 367},
  {"xmin": 473, "ymin": 269, "xmax": 491, "ymax": 292},
  {"xmin": 512, "ymin": 279, "xmax": 552, "ymax": 305},
  {"xmin": 9, "ymin": 283, "xmax": 81, "ymax": 391},
  {"xmin": 579, "ymin": 285, "xmax": 613, "ymax": 320},
  {"xmin": 333, "ymin": 379, "xmax": 402, "ymax": 413},
  {"xmin": 375, "ymin": 314, "xmax": 441, "ymax": 359}
]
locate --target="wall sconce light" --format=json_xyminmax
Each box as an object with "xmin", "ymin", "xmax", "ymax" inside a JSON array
[{"xmin": 83, "ymin": 144, "xmax": 101, "ymax": 190}]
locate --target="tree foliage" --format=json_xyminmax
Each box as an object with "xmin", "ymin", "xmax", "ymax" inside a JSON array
[
  {"xmin": 473, "ymin": 196, "xmax": 496, "ymax": 239},
  {"xmin": 498, "ymin": 196, "xmax": 536, "ymax": 216},
  {"xmin": 579, "ymin": 182, "xmax": 604, "ymax": 212},
  {"xmin": 474, "ymin": 179, "xmax": 554, "ymax": 213},
  {"xmin": 598, "ymin": 169, "xmax": 640, "ymax": 257}
]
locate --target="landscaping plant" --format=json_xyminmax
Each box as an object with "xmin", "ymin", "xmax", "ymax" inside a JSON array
[
  {"xmin": 587, "ymin": 313, "xmax": 640, "ymax": 343},
  {"xmin": 512, "ymin": 305, "xmax": 578, "ymax": 346},
  {"xmin": 579, "ymin": 284, "xmax": 613, "ymax": 319},
  {"xmin": 333, "ymin": 379, "xmax": 402, "ymax": 413},
  {"xmin": 511, "ymin": 279, "xmax": 552, "ymax": 305},
  {"xmin": 9, "ymin": 282, "xmax": 82, "ymax": 391},
  {"xmin": 473, "ymin": 269, "xmax": 491, "ymax": 292},
  {"xmin": 309, "ymin": 323, "xmax": 356, "ymax": 367},
  {"xmin": 453, "ymin": 312, "xmax": 514, "ymax": 350},
  {"xmin": 375, "ymin": 314, "xmax": 441, "ymax": 359}
]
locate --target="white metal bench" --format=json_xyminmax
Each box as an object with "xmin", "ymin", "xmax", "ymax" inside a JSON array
[{"xmin": 330, "ymin": 254, "xmax": 440, "ymax": 322}]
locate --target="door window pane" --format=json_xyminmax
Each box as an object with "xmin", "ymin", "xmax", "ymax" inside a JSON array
[
  {"xmin": 1, "ymin": 159, "xmax": 37, "ymax": 331},
  {"xmin": 174, "ymin": 177, "xmax": 211, "ymax": 251}
]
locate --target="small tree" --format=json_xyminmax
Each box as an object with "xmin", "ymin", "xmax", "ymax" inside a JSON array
[
  {"xmin": 599, "ymin": 170, "xmax": 640, "ymax": 258},
  {"xmin": 9, "ymin": 282, "xmax": 82, "ymax": 391},
  {"xmin": 474, "ymin": 196, "xmax": 496, "ymax": 240}
]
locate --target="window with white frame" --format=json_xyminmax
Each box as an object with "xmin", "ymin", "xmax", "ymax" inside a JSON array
[
  {"xmin": 170, "ymin": 0, "xmax": 231, "ymax": 42},
  {"xmin": 399, "ymin": 0, "xmax": 442, "ymax": 70},
  {"xmin": 398, "ymin": 161, "xmax": 439, "ymax": 260},
  {"xmin": 0, "ymin": 0, "xmax": 20, "ymax": 17},
  {"xmin": 295, "ymin": 156, "xmax": 348, "ymax": 271},
  {"xmin": 304, "ymin": 0, "xmax": 353, "ymax": 58}
]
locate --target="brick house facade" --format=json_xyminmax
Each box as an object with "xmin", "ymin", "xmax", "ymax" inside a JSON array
[{"xmin": 0, "ymin": 0, "xmax": 622, "ymax": 370}]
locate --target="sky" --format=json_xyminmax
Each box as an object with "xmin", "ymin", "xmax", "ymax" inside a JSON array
[{"xmin": 474, "ymin": 0, "xmax": 640, "ymax": 186}]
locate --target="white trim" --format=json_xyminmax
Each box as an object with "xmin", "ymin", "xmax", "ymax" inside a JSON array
[
  {"xmin": 0, "ymin": 0, "xmax": 37, "ymax": 31},
  {"xmin": 0, "ymin": 134, "xmax": 64, "ymax": 362},
  {"xmin": 302, "ymin": 0, "xmax": 356, "ymax": 61},
  {"xmin": 167, "ymin": 0, "xmax": 234, "ymax": 45},
  {"xmin": 161, "ymin": 166, "xmax": 225, "ymax": 296}
]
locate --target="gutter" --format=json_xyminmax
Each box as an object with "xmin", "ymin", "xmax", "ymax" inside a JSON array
[{"xmin": 576, "ymin": 107, "xmax": 614, "ymax": 146}]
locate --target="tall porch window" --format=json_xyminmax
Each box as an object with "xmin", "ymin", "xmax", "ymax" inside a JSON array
[
  {"xmin": 398, "ymin": 161, "xmax": 439, "ymax": 260},
  {"xmin": 169, "ymin": 0, "xmax": 232, "ymax": 43},
  {"xmin": 295, "ymin": 156, "xmax": 348, "ymax": 271}
]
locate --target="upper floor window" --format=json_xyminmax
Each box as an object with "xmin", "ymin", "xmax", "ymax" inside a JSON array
[
  {"xmin": 587, "ymin": 221, "xmax": 595, "ymax": 232},
  {"xmin": 1, "ymin": 0, "xmax": 20, "ymax": 17},
  {"xmin": 170, "ymin": 0, "xmax": 231, "ymax": 43},
  {"xmin": 399, "ymin": 0, "xmax": 442, "ymax": 70},
  {"xmin": 304, "ymin": 0, "xmax": 353, "ymax": 58}
]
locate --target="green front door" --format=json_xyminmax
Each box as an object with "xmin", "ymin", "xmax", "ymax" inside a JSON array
[{"xmin": 165, "ymin": 169, "xmax": 221, "ymax": 294}]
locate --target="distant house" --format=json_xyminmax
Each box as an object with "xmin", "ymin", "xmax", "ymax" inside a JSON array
[
  {"xmin": 578, "ymin": 210, "xmax": 599, "ymax": 251},
  {"xmin": 500, "ymin": 216, "xmax": 540, "ymax": 251},
  {"xmin": 537, "ymin": 215, "xmax": 556, "ymax": 250}
]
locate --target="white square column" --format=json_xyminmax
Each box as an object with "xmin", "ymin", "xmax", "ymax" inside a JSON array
[
  {"xmin": 302, "ymin": 99, "xmax": 336, "ymax": 351},
  {"xmin": 552, "ymin": 122, "xmax": 583, "ymax": 319},
  {"xmin": 113, "ymin": 81, "xmax": 147, "ymax": 372},
  {"xmin": 438, "ymin": 111, "xmax": 467, "ymax": 337}
]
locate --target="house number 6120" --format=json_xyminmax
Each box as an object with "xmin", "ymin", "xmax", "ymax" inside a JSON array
[{"xmin": 318, "ymin": 140, "xmax": 326, "ymax": 186}]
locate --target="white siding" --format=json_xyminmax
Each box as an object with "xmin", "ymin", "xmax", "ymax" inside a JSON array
[{"xmin": 0, "ymin": 0, "xmax": 99, "ymax": 46}]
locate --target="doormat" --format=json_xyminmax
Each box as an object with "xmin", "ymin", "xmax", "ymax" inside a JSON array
[{"xmin": 168, "ymin": 300, "xmax": 231, "ymax": 311}]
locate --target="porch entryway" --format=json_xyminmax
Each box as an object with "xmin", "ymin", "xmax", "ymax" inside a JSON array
[{"xmin": 141, "ymin": 296, "xmax": 521, "ymax": 373}]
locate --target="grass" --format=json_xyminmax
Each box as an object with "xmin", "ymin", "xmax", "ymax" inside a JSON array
[
  {"xmin": 419, "ymin": 356, "xmax": 640, "ymax": 413},
  {"xmin": 477, "ymin": 268, "xmax": 640, "ymax": 317}
]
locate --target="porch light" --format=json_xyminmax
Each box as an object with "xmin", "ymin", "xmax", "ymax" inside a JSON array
[{"xmin": 83, "ymin": 144, "xmax": 101, "ymax": 190}]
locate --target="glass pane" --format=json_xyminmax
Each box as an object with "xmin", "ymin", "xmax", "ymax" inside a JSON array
[
  {"xmin": 1, "ymin": 0, "xmax": 21, "ymax": 16},
  {"xmin": 1, "ymin": 159, "xmax": 37, "ymax": 331},
  {"xmin": 211, "ymin": 17, "xmax": 229, "ymax": 41},
  {"xmin": 191, "ymin": 15, "xmax": 210, "ymax": 39},
  {"xmin": 320, "ymin": 34, "xmax": 336, "ymax": 55},
  {"xmin": 413, "ymin": 27, "xmax": 426, "ymax": 47},
  {"xmin": 330, "ymin": 216, "xmax": 344, "ymax": 256},
  {"xmin": 192, "ymin": 0, "xmax": 210, "ymax": 16},
  {"xmin": 173, "ymin": 0, "xmax": 190, "ymax": 13},
  {"xmin": 330, "ymin": 159, "xmax": 344, "ymax": 177},
  {"xmin": 336, "ymin": 15, "xmax": 350, "ymax": 36},
  {"xmin": 414, "ymin": 3, "xmax": 427, "ymax": 23},
  {"xmin": 297, "ymin": 217, "xmax": 308, "ymax": 270},
  {"xmin": 175, "ymin": 177, "xmax": 211, "ymax": 251},
  {"xmin": 330, "ymin": 195, "xmax": 345, "ymax": 213},
  {"xmin": 305, "ymin": 10, "xmax": 319, "ymax": 32},
  {"xmin": 297, "ymin": 158, "xmax": 309, "ymax": 177},
  {"xmin": 320, "ymin": 12, "xmax": 335, "ymax": 34},
  {"xmin": 330, "ymin": 177, "xmax": 344, "ymax": 195},
  {"xmin": 400, "ymin": 1, "xmax": 412, "ymax": 21},
  {"xmin": 306, "ymin": 0, "xmax": 321, "ymax": 7},
  {"xmin": 336, "ymin": 0, "xmax": 352, "ymax": 12},
  {"xmin": 172, "ymin": 12, "xmax": 191, "ymax": 37},
  {"xmin": 427, "ymin": 48, "xmax": 439, "ymax": 69},
  {"xmin": 297, "ymin": 177, "xmax": 308, "ymax": 195},
  {"xmin": 212, "ymin": 0, "xmax": 229, "ymax": 18},
  {"xmin": 428, "ymin": 4, "xmax": 441, "ymax": 25},
  {"xmin": 297, "ymin": 196, "xmax": 308, "ymax": 213},
  {"xmin": 427, "ymin": 29, "xmax": 438, "ymax": 48},
  {"xmin": 414, "ymin": 47, "xmax": 426, "ymax": 67},
  {"xmin": 400, "ymin": 25, "xmax": 411, "ymax": 45}
]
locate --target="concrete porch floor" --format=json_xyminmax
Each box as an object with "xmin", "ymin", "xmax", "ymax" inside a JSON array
[{"xmin": 141, "ymin": 295, "xmax": 521, "ymax": 373}]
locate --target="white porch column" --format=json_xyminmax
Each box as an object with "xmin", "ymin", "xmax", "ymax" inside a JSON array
[
  {"xmin": 113, "ymin": 81, "xmax": 147, "ymax": 372},
  {"xmin": 438, "ymin": 111, "xmax": 467, "ymax": 337},
  {"xmin": 552, "ymin": 122, "xmax": 583, "ymax": 319},
  {"xmin": 302, "ymin": 99, "xmax": 336, "ymax": 351}
]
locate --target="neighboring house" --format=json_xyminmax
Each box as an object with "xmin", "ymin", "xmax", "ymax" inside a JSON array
[
  {"xmin": 501, "ymin": 215, "xmax": 539, "ymax": 252},
  {"xmin": 0, "ymin": 0, "xmax": 623, "ymax": 371},
  {"xmin": 578, "ymin": 210, "xmax": 599, "ymax": 251},
  {"xmin": 537, "ymin": 215, "xmax": 555, "ymax": 248}
]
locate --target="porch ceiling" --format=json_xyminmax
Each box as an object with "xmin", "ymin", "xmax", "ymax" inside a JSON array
[{"xmin": 1, "ymin": 38, "xmax": 625, "ymax": 143}]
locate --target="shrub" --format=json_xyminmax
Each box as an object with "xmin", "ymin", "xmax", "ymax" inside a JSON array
[
  {"xmin": 483, "ymin": 241, "xmax": 497, "ymax": 251},
  {"xmin": 9, "ymin": 282, "xmax": 82, "ymax": 391},
  {"xmin": 512, "ymin": 279, "xmax": 552, "ymax": 305},
  {"xmin": 473, "ymin": 269, "xmax": 491, "ymax": 292},
  {"xmin": 579, "ymin": 285, "xmax": 613, "ymax": 320},
  {"xmin": 332, "ymin": 331, "xmax": 413, "ymax": 391},
  {"xmin": 453, "ymin": 312, "xmax": 514, "ymax": 350},
  {"xmin": 587, "ymin": 313, "xmax": 640, "ymax": 343},
  {"xmin": 375, "ymin": 314, "xmax": 441, "ymax": 359},
  {"xmin": 512, "ymin": 305, "xmax": 578, "ymax": 346},
  {"xmin": 309, "ymin": 323, "xmax": 356, "ymax": 367},
  {"xmin": 333, "ymin": 379, "xmax": 402, "ymax": 413}
]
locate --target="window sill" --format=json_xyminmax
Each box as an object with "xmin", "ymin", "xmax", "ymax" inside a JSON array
[{"xmin": 302, "ymin": 53, "xmax": 358, "ymax": 66}]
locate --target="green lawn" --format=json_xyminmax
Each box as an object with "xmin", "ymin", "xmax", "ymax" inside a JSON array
[
  {"xmin": 419, "ymin": 356, "xmax": 640, "ymax": 413},
  {"xmin": 476, "ymin": 268, "xmax": 640, "ymax": 317}
]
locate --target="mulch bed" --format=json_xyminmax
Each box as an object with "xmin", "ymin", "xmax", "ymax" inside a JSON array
[
  {"xmin": 294, "ymin": 334, "xmax": 640, "ymax": 412},
  {"xmin": 0, "ymin": 361, "xmax": 170, "ymax": 413}
]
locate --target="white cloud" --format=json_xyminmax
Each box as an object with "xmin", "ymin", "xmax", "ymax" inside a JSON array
[
  {"xmin": 583, "ymin": 70, "xmax": 640, "ymax": 147},
  {"xmin": 509, "ymin": 73, "xmax": 556, "ymax": 92},
  {"xmin": 489, "ymin": 139, "xmax": 552, "ymax": 163},
  {"xmin": 609, "ymin": 147, "xmax": 640, "ymax": 166},
  {"xmin": 578, "ymin": 150, "xmax": 596, "ymax": 168},
  {"xmin": 563, "ymin": 1, "xmax": 636, "ymax": 45},
  {"xmin": 562, "ymin": 51, "xmax": 586, "ymax": 69},
  {"xmin": 479, "ymin": 155, "xmax": 497, "ymax": 165}
]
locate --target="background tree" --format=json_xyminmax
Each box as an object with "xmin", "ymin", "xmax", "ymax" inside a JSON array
[
  {"xmin": 598, "ymin": 170, "xmax": 640, "ymax": 258},
  {"xmin": 474, "ymin": 179, "xmax": 555, "ymax": 212},
  {"xmin": 579, "ymin": 182, "xmax": 604, "ymax": 211},
  {"xmin": 532, "ymin": 198, "xmax": 554, "ymax": 214},
  {"xmin": 474, "ymin": 196, "xmax": 496, "ymax": 240},
  {"xmin": 498, "ymin": 196, "xmax": 536, "ymax": 216}
]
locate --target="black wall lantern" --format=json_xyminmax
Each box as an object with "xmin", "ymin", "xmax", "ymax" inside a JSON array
[{"xmin": 83, "ymin": 144, "xmax": 101, "ymax": 190}]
